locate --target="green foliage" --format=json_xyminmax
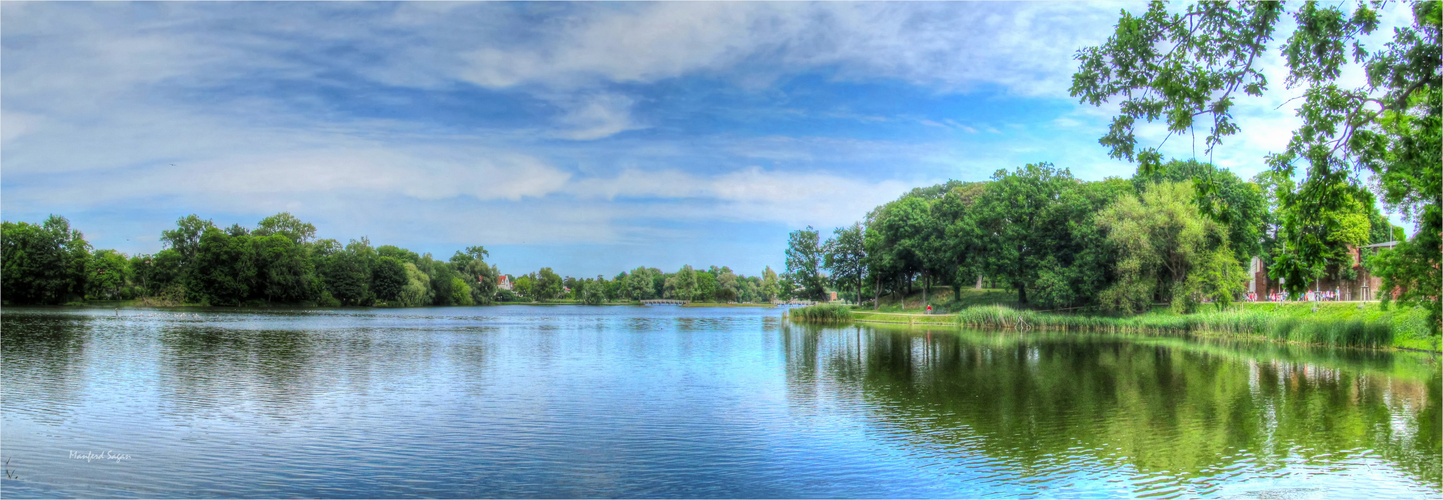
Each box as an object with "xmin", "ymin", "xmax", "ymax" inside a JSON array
[
  {"xmin": 372, "ymin": 256, "xmax": 408, "ymax": 303},
  {"xmin": 1070, "ymin": 1, "xmax": 1284, "ymax": 174},
  {"xmin": 513, "ymin": 274, "xmax": 535, "ymax": 299},
  {"xmin": 534, "ymin": 267, "xmax": 563, "ymax": 301},
  {"xmin": 398, "ymin": 262, "xmax": 431, "ymax": 307},
  {"xmin": 695, "ymin": 270, "xmax": 717, "ymax": 302},
  {"xmin": 253, "ymin": 234, "xmax": 316, "ymax": 304},
  {"xmin": 1371, "ymin": 240, "xmax": 1442, "ymax": 335},
  {"xmin": 1075, "ymin": 0, "xmax": 1439, "ymax": 326},
  {"xmin": 580, "ymin": 281, "xmax": 605, "ymax": 305},
  {"xmin": 825, "ymin": 224, "xmax": 865, "ymax": 304},
  {"xmin": 864, "ymin": 195, "xmax": 931, "ymax": 305},
  {"xmin": 1097, "ymin": 181, "xmax": 1241, "ymax": 313},
  {"xmin": 761, "ymin": 266, "xmax": 780, "ymax": 302},
  {"xmin": 319, "ymin": 240, "xmax": 372, "ymax": 306},
  {"xmin": 1175, "ymin": 246, "xmax": 1247, "ymax": 313},
  {"xmin": 192, "ymin": 227, "xmax": 255, "ymax": 306},
  {"xmin": 973, "ymin": 162, "xmax": 1075, "ymax": 305},
  {"xmin": 715, "ymin": 269, "xmax": 740, "ymax": 302},
  {"xmin": 253, "ymin": 212, "xmax": 316, "ymax": 245},
  {"xmin": 625, "ymin": 267, "xmax": 654, "ymax": 300},
  {"xmin": 1135, "ymin": 159, "xmax": 1267, "ymax": 262},
  {"xmin": 160, "ymin": 214, "xmax": 214, "ymax": 272},
  {"xmin": 450, "ymin": 277, "xmax": 474, "ymax": 306},
  {"xmin": 86, "ymin": 249, "xmax": 131, "ymax": 300},
  {"xmin": 1029, "ymin": 177, "xmax": 1134, "ymax": 309},
  {"xmin": 788, "ymin": 304, "xmax": 853, "ymax": 323},
  {"xmin": 786, "ymin": 226, "xmax": 827, "ymax": 301},
  {"xmin": 664, "ymin": 265, "xmax": 697, "ymax": 301},
  {"xmin": 858, "ymin": 304, "xmax": 1407, "ymax": 350},
  {"xmin": 316, "ymin": 289, "xmax": 342, "ymax": 307},
  {"xmin": 450, "ymin": 246, "xmax": 497, "ymax": 305},
  {"xmin": 1, "ymin": 215, "xmax": 92, "ymax": 304}
]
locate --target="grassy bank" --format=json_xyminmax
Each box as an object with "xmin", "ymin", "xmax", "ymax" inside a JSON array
[
  {"xmin": 868, "ymin": 286, "xmax": 1018, "ymax": 312},
  {"xmin": 794, "ymin": 302, "xmax": 1439, "ymax": 351}
]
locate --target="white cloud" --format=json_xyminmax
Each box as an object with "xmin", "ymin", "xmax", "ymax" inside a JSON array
[
  {"xmin": 0, "ymin": 111, "xmax": 42, "ymax": 145},
  {"xmin": 451, "ymin": 2, "xmax": 1133, "ymax": 97},
  {"xmin": 569, "ymin": 166, "xmax": 916, "ymax": 229},
  {"xmin": 551, "ymin": 93, "xmax": 645, "ymax": 140}
]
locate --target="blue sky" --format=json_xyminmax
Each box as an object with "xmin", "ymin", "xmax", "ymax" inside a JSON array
[{"xmin": 0, "ymin": 2, "xmax": 1413, "ymax": 278}]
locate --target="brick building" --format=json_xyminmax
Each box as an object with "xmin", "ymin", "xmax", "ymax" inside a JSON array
[{"xmin": 1246, "ymin": 241, "xmax": 1397, "ymax": 300}]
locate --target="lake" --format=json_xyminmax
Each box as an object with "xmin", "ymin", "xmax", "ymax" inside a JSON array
[{"xmin": 2, "ymin": 306, "xmax": 1438, "ymax": 498}]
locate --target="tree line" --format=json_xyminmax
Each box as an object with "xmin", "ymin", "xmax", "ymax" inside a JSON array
[
  {"xmin": 503, "ymin": 264, "xmax": 786, "ymax": 305},
  {"xmin": 786, "ymin": 159, "xmax": 1402, "ymax": 314},
  {"xmin": 2, "ymin": 212, "xmax": 503, "ymax": 307},
  {"xmin": 1, "ymin": 212, "xmax": 793, "ymax": 307}
]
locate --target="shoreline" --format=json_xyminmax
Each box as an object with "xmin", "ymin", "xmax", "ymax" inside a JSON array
[{"xmin": 789, "ymin": 303, "xmax": 1440, "ymax": 353}]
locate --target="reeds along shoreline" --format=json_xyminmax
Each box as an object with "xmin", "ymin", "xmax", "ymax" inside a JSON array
[
  {"xmin": 787, "ymin": 304, "xmax": 854, "ymax": 323},
  {"xmin": 793, "ymin": 304, "xmax": 1425, "ymax": 350}
]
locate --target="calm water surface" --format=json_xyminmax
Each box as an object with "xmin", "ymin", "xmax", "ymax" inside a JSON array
[{"xmin": 2, "ymin": 306, "xmax": 1439, "ymax": 498}]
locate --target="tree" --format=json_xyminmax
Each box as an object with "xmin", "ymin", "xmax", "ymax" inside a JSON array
[
  {"xmin": 695, "ymin": 270, "xmax": 718, "ymax": 302},
  {"xmin": 535, "ymin": 267, "xmax": 563, "ymax": 301},
  {"xmin": 715, "ymin": 269, "xmax": 740, "ymax": 303},
  {"xmin": 625, "ymin": 267, "xmax": 653, "ymax": 300},
  {"xmin": 761, "ymin": 266, "xmax": 780, "ymax": 302},
  {"xmin": 1096, "ymin": 181, "xmax": 1242, "ymax": 313},
  {"xmin": 450, "ymin": 246, "xmax": 497, "ymax": 305},
  {"xmin": 378, "ymin": 245, "xmax": 421, "ymax": 264},
  {"xmin": 824, "ymin": 223, "xmax": 867, "ymax": 304},
  {"xmin": 319, "ymin": 241, "xmax": 372, "ymax": 306},
  {"xmin": 132, "ymin": 249, "xmax": 184, "ymax": 298},
  {"xmin": 1134, "ymin": 159, "xmax": 1266, "ymax": 263},
  {"xmin": 192, "ymin": 227, "xmax": 256, "ymax": 306},
  {"xmin": 86, "ymin": 249, "xmax": 131, "ymax": 300},
  {"xmin": 160, "ymin": 214, "xmax": 214, "ymax": 272},
  {"xmin": 1030, "ymin": 178, "xmax": 1134, "ymax": 309},
  {"xmin": 419, "ymin": 254, "xmax": 458, "ymax": 306},
  {"xmin": 973, "ymin": 163, "xmax": 1075, "ymax": 305},
  {"xmin": 1, "ymin": 216, "xmax": 92, "ymax": 304},
  {"xmin": 254, "ymin": 212, "xmax": 317, "ymax": 245},
  {"xmin": 1073, "ymin": 0, "xmax": 1439, "ymax": 329},
  {"xmin": 450, "ymin": 277, "xmax": 475, "ymax": 306},
  {"xmin": 252, "ymin": 233, "xmax": 316, "ymax": 303},
  {"xmin": 372, "ymin": 256, "xmax": 409, "ymax": 303},
  {"xmin": 785, "ymin": 226, "xmax": 827, "ymax": 301},
  {"xmin": 580, "ymin": 281, "xmax": 605, "ymax": 305},
  {"xmin": 398, "ymin": 262, "xmax": 432, "ymax": 307},
  {"xmin": 514, "ymin": 274, "xmax": 535, "ymax": 299},
  {"xmin": 868, "ymin": 196, "xmax": 934, "ymax": 304},
  {"xmin": 664, "ymin": 265, "xmax": 697, "ymax": 301}
]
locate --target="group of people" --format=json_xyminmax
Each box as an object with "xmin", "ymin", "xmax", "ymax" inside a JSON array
[{"xmin": 1245, "ymin": 289, "xmax": 1346, "ymax": 302}]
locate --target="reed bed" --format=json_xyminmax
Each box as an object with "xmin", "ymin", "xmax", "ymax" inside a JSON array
[
  {"xmin": 948, "ymin": 305, "xmax": 1397, "ymax": 348},
  {"xmin": 815, "ymin": 304, "xmax": 1415, "ymax": 349},
  {"xmin": 788, "ymin": 304, "xmax": 854, "ymax": 323}
]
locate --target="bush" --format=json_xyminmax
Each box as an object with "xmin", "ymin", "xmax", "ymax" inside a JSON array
[{"xmin": 316, "ymin": 290, "xmax": 342, "ymax": 307}]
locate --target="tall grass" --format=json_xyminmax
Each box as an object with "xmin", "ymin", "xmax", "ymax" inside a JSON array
[
  {"xmin": 791, "ymin": 301, "xmax": 1427, "ymax": 349},
  {"xmin": 788, "ymin": 304, "xmax": 854, "ymax": 323},
  {"xmin": 827, "ymin": 304, "xmax": 1412, "ymax": 349}
]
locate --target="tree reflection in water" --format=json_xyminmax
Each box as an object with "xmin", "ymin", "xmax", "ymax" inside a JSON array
[{"xmin": 781, "ymin": 323, "xmax": 1441, "ymax": 494}]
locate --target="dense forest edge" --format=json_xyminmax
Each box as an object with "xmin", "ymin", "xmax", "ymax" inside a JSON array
[{"xmin": 1, "ymin": 212, "xmax": 794, "ymax": 309}]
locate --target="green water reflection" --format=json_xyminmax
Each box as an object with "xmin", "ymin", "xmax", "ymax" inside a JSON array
[{"xmin": 782, "ymin": 323, "xmax": 1441, "ymax": 493}]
